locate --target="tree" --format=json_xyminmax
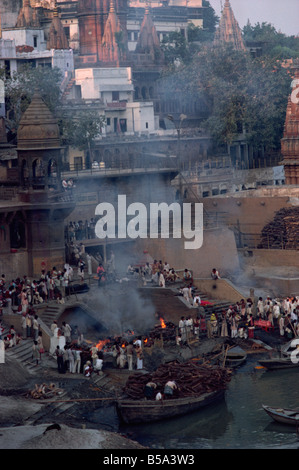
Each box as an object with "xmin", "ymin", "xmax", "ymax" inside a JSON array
[
  {"xmin": 243, "ymin": 21, "xmax": 299, "ymax": 59},
  {"xmin": 0, "ymin": 64, "xmax": 62, "ymax": 134},
  {"xmin": 159, "ymin": 43, "xmax": 291, "ymax": 153},
  {"xmin": 59, "ymin": 109, "xmax": 106, "ymax": 163}
]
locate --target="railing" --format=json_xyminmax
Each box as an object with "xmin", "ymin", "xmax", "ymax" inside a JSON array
[
  {"xmin": 234, "ymin": 230, "xmax": 297, "ymax": 250},
  {"xmin": 62, "ymin": 155, "xmax": 179, "ymax": 177}
]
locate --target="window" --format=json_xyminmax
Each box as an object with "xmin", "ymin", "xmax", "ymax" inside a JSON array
[
  {"xmin": 112, "ymin": 91, "xmax": 119, "ymax": 101},
  {"xmin": 33, "ymin": 36, "xmax": 38, "ymax": 48},
  {"xmin": 119, "ymin": 119, "xmax": 127, "ymax": 133},
  {"xmin": 106, "ymin": 118, "xmax": 111, "ymax": 126},
  {"xmin": 64, "ymin": 26, "xmax": 70, "ymax": 39}
]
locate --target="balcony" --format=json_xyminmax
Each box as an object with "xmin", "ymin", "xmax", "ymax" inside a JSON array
[{"xmin": 105, "ymin": 101, "xmax": 127, "ymax": 111}]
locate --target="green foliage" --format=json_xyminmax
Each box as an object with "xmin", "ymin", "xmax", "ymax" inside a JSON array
[
  {"xmin": 1, "ymin": 64, "xmax": 62, "ymax": 132},
  {"xmin": 243, "ymin": 21, "xmax": 299, "ymax": 58},
  {"xmin": 59, "ymin": 109, "xmax": 106, "ymax": 150},
  {"xmin": 159, "ymin": 43, "xmax": 291, "ymax": 151}
]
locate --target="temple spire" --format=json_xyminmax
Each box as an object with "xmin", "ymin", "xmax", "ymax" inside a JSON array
[
  {"xmin": 101, "ymin": 0, "xmax": 125, "ymax": 65},
  {"xmin": 16, "ymin": 0, "xmax": 40, "ymax": 28},
  {"xmin": 135, "ymin": 4, "xmax": 162, "ymax": 59},
  {"xmin": 281, "ymin": 60, "xmax": 299, "ymax": 185},
  {"xmin": 214, "ymin": 0, "xmax": 246, "ymax": 51},
  {"xmin": 46, "ymin": 1, "xmax": 69, "ymax": 50}
]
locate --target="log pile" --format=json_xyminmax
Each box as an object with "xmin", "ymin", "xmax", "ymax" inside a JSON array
[
  {"xmin": 27, "ymin": 383, "xmax": 64, "ymax": 399},
  {"xmin": 258, "ymin": 207, "xmax": 299, "ymax": 249},
  {"xmin": 147, "ymin": 320, "xmax": 177, "ymax": 343},
  {"xmin": 123, "ymin": 361, "xmax": 232, "ymax": 400}
]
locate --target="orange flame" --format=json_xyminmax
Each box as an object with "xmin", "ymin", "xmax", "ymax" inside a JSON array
[
  {"xmin": 160, "ymin": 317, "xmax": 166, "ymax": 329},
  {"xmin": 96, "ymin": 339, "xmax": 109, "ymax": 350}
]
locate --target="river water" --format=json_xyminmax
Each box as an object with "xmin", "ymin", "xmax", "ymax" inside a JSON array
[{"xmin": 113, "ymin": 354, "xmax": 299, "ymax": 449}]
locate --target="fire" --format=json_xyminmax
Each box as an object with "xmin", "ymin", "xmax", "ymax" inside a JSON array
[
  {"xmin": 96, "ymin": 339, "xmax": 109, "ymax": 351},
  {"xmin": 160, "ymin": 317, "xmax": 166, "ymax": 329},
  {"xmin": 144, "ymin": 337, "xmax": 148, "ymax": 344}
]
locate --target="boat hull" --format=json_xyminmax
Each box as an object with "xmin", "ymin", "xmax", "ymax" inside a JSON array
[
  {"xmin": 262, "ymin": 405, "xmax": 299, "ymax": 426},
  {"xmin": 258, "ymin": 359, "xmax": 299, "ymax": 370},
  {"xmin": 116, "ymin": 389, "xmax": 225, "ymax": 424}
]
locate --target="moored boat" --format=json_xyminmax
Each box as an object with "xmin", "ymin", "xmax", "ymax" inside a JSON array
[
  {"xmin": 262, "ymin": 404, "xmax": 299, "ymax": 426},
  {"xmin": 116, "ymin": 389, "xmax": 225, "ymax": 424},
  {"xmin": 258, "ymin": 357, "xmax": 299, "ymax": 370},
  {"xmin": 224, "ymin": 346, "xmax": 247, "ymax": 368}
]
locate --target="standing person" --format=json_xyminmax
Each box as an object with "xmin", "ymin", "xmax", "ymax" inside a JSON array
[
  {"xmin": 61, "ymin": 269, "xmax": 69, "ymax": 298},
  {"xmin": 32, "ymin": 341, "xmax": 40, "ymax": 366},
  {"xmin": 62, "ymin": 322, "xmax": 72, "ymax": 344},
  {"xmin": 32, "ymin": 315, "xmax": 39, "ymax": 341},
  {"xmin": 26, "ymin": 313, "xmax": 32, "ymax": 338},
  {"xmin": 21, "ymin": 314, "xmax": 27, "ymax": 339},
  {"xmin": 220, "ymin": 312, "xmax": 228, "ymax": 337},
  {"xmin": 257, "ymin": 297, "xmax": 264, "ymax": 319},
  {"xmin": 37, "ymin": 331, "xmax": 44, "ymax": 361},
  {"xmin": 77, "ymin": 259, "xmax": 85, "ymax": 284},
  {"xmin": 86, "ymin": 253, "xmax": 93, "ymax": 277},
  {"xmin": 9, "ymin": 325, "xmax": 17, "ymax": 347},
  {"xmin": 63, "ymin": 345, "xmax": 69, "ymax": 373},
  {"xmin": 135, "ymin": 343, "xmax": 143, "ymax": 370},
  {"xmin": 179, "ymin": 316, "xmax": 187, "ymax": 343},
  {"xmin": 125, "ymin": 341, "xmax": 134, "ymax": 371},
  {"xmin": 73, "ymin": 348, "xmax": 82, "ymax": 374},
  {"xmin": 55, "ymin": 345, "xmax": 64, "ymax": 373},
  {"xmin": 20, "ymin": 289, "xmax": 29, "ymax": 314},
  {"xmin": 279, "ymin": 314, "xmax": 285, "ymax": 337},
  {"xmin": 247, "ymin": 314, "xmax": 255, "ymax": 339},
  {"xmin": 68, "ymin": 346, "xmax": 75, "ymax": 373}
]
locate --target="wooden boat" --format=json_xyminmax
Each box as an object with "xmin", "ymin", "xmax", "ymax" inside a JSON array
[
  {"xmin": 258, "ymin": 357, "xmax": 299, "ymax": 370},
  {"xmin": 224, "ymin": 346, "xmax": 247, "ymax": 368},
  {"xmin": 116, "ymin": 389, "xmax": 225, "ymax": 424},
  {"xmin": 262, "ymin": 405, "xmax": 299, "ymax": 426}
]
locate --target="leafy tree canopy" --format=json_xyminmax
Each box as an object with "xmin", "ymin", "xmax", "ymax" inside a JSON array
[
  {"xmin": 1, "ymin": 64, "xmax": 105, "ymax": 149},
  {"xmin": 243, "ymin": 21, "xmax": 299, "ymax": 59},
  {"xmin": 159, "ymin": 44, "xmax": 291, "ymax": 150}
]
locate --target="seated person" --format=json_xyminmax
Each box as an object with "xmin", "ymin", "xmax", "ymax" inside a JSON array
[{"xmin": 211, "ymin": 268, "xmax": 220, "ymax": 280}]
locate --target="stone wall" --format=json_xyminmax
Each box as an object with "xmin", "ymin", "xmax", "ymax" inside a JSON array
[{"xmin": 135, "ymin": 226, "xmax": 240, "ymax": 278}]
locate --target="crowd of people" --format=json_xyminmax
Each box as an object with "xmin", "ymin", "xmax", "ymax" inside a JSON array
[
  {"xmin": 177, "ymin": 293, "xmax": 299, "ymax": 344},
  {"xmin": 51, "ymin": 318, "xmax": 144, "ymax": 377},
  {"xmin": 127, "ymin": 259, "xmax": 181, "ymax": 287},
  {"xmin": 65, "ymin": 218, "xmax": 97, "ymax": 242}
]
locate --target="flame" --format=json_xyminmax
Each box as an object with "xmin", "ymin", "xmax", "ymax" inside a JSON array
[
  {"xmin": 96, "ymin": 339, "xmax": 109, "ymax": 350},
  {"xmin": 144, "ymin": 337, "xmax": 148, "ymax": 344},
  {"xmin": 160, "ymin": 317, "xmax": 166, "ymax": 329}
]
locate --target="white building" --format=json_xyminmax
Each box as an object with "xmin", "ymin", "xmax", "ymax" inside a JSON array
[{"xmin": 74, "ymin": 67, "xmax": 156, "ymax": 135}]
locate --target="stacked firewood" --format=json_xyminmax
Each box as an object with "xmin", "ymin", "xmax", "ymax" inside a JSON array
[
  {"xmin": 123, "ymin": 361, "xmax": 232, "ymax": 399},
  {"xmin": 27, "ymin": 383, "xmax": 64, "ymax": 399},
  {"xmin": 258, "ymin": 207, "xmax": 299, "ymax": 249},
  {"xmin": 148, "ymin": 321, "xmax": 177, "ymax": 342}
]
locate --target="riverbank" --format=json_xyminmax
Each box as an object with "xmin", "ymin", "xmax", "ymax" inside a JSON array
[{"xmin": 0, "ymin": 325, "xmax": 287, "ymax": 450}]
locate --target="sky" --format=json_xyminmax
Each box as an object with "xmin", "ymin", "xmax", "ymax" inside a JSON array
[{"xmin": 208, "ymin": 0, "xmax": 299, "ymax": 36}]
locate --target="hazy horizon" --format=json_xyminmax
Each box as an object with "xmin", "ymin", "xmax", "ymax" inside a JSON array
[{"xmin": 209, "ymin": 0, "xmax": 299, "ymax": 36}]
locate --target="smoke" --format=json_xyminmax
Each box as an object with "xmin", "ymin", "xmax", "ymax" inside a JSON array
[{"xmin": 80, "ymin": 282, "xmax": 157, "ymax": 338}]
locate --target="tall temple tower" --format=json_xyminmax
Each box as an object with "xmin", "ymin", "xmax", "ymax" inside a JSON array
[
  {"xmin": 16, "ymin": 90, "xmax": 74, "ymax": 276},
  {"xmin": 15, "ymin": 0, "xmax": 40, "ymax": 28},
  {"xmin": 281, "ymin": 62, "xmax": 299, "ymax": 185},
  {"xmin": 77, "ymin": 0, "xmax": 128, "ymax": 66},
  {"xmin": 214, "ymin": 0, "xmax": 246, "ymax": 51},
  {"xmin": 46, "ymin": 2, "xmax": 69, "ymax": 50}
]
